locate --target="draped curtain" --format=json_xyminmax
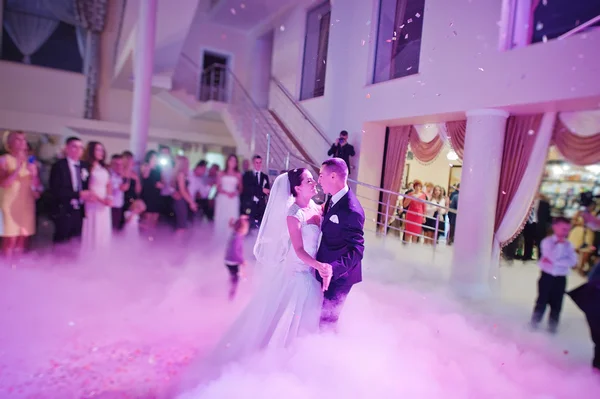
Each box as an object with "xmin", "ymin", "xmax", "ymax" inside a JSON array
[
  {"xmin": 42, "ymin": 0, "xmax": 86, "ymax": 60},
  {"xmin": 494, "ymin": 114, "xmax": 543, "ymax": 233},
  {"xmin": 409, "ymin": 126, "xmax": 444, "ymax": 164},
  {"xmin": 75, "ymin": 0, "xmax": 108, "ymax": 119},
  {"xmin": 382, "ymin": 126, "xmax": 411, "ymax": 222},
  {"xmin": 491, "ymin": 112, "xmax": 556, "ymax": 264},
  {"xmin": 4, "ymin": 0, "xmax": 59, "ymax": 64},
  {"xmin": 553, "ymin": 119, "xmax": 600, "ymax": 166},
  {"xmin": 445, "ymin": 120, "xmax": 467, "ymax": 160}
]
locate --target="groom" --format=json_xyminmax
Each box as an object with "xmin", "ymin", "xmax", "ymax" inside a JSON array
[{"xmin": 317, "ymin": 157, "xmax": 365, "ymax": 328}]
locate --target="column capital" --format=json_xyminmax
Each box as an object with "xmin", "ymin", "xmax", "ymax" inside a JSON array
[{"xmin": 466, "ymin": 109, "xmax": 510, "ymax": 119}]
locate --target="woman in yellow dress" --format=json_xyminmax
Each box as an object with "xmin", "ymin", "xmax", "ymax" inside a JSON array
[{"xmin": 0, "ymin": 131, "xmax": 40, "ymax": 258}]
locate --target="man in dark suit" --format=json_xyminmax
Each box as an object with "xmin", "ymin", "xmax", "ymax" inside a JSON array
[
  {"xmin": 241, "ymin": 155, "xmax": 270, "ymax": 229},
  {"xmin": 327, "ymin": 130, "xmax": 356, "ymax": 175},
  {"xmin": 316, "ymin": 157, "xmax": 365, "ymax": 328},
  {"xmin": 49, "ymin": 137, "xmax": 91, "ymax": 243}
]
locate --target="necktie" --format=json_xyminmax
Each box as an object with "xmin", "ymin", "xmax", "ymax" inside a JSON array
[
  {"xmin": 256, "ymin": 171, "xmax": 260, "ymax": 185},
  {"xmin": 74, "ymin": 163, "xmax": 82, "ymax": 192}
]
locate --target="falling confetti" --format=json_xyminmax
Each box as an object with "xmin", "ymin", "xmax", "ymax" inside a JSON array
[
  {"xmin": 279, "ymin": 25, "xmax": 285, "ymax": 31},
  {"xmin": 416, "ymin": 13, "xmax": 421, "ymax": 18},
  {"xmin": 528, "ymin": 130, "xmax": 535, "ymax": 135},
  {"xmin": 405, "ymin": 34, "xmax": 409, "ymax": 39},
  {"xmin": 366, "ymin": 93, "xmax": 371, "ymax": 99},
  {"xmin": 478, "ymin": 67, "xmax": 484, "ymax": 72},
  {"xmin": 361, "ymin": 39, "xmax": 366, "ymax": 46},
  {"xmin": 536, "ymin": 22, "xmax": 544, "ymax": 31},
  {"xmin": 542, "ymin": 35, "xmax": 548, "ymax": 43},
  {"xmin": 407, "ymin": 18, "xmax": 413, "ymax": 23},
  {"xmin": 230, "ymin": 8, "xmax": 236, "ymax": 15},
  {"xmin": 240, "ymin": 3, "xmax": 245, "ymax": 8}
]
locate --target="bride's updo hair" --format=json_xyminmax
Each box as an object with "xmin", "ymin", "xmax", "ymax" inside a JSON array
[{"xmin": 288, "ymin": 168, "xmax": 307, "ymax": 197}]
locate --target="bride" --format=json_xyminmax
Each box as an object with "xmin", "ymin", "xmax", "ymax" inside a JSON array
[{"xmin": 175, "ymin": 168, "xmax": 332, "ymax": 397}]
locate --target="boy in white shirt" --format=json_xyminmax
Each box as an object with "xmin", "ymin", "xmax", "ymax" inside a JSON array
[{"xmin": 530, "ymin": 217, "xmax": 578, "ymax": 333}]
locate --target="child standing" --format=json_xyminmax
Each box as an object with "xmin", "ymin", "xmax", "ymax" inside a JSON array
[
  {"xmin": 531, "ymin": 217, "xmax": 578, "ymax": 333},
  {"xmin": 224, "ymin": 215, "xmax": 250, "ymax": 300},
  {"xmin": 123, "ymin": 199, "xmax": 146, "ymax": 239}
]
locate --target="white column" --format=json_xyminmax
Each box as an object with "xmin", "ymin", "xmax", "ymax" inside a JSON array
[
  {"xmin": 129, "ymin": 0, "xmax": 158, "ymax": 161},
  {"xmin": 451, "ymin": 109, "xmax": 510, "ymax": 298}
]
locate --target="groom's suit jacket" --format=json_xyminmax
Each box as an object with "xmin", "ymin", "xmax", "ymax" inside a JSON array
[
  {"xmin": 316, "ymin": 189, "xmax": 365, "ymax": 286},
  {"xmin": 49, "ymin": 158, "xmax": 90, "ymax": 218}
]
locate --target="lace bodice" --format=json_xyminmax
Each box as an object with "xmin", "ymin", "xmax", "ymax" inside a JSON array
[
  {"xmin": 89, "ymin": 166, "xmax": 110, "ymax": 198},
  {"xmin": 220, "ymin": 174, "xmax": 238, "ymax": 194},
  {"xmin": 286, "ymin": 203, "xmax": 321, "ymax": 272}
]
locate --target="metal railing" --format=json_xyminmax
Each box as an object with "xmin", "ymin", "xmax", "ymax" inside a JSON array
[{"xmin": 191, "ymin": 62, "xmax": 456, "ymax": 248}]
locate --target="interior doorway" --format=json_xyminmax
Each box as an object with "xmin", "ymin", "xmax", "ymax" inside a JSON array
[{"xmin": 199, "ymin": 50, "xmax": 230, "ymax": 102}]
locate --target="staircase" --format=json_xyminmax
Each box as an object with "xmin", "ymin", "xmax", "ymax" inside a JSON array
[{"xmin": 158, "ymin": 58, "xmax": 318, "ymax": 174}]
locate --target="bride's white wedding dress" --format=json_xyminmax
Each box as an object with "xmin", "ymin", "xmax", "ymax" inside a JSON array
[
  {"xmin": 82, "ymin": 165, "xmax": 111, "ymax": 251},
  {"xmin": 177, "ymin": 202, "xmax": 323, "ymax": 397}
]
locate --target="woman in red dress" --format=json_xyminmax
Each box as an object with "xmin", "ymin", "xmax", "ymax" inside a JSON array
[{"xmin": 403, "ymin": 180, "xmax": 426, "ymax": 243}]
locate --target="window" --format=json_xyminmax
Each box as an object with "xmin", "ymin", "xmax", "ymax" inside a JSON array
[
  {"xmin": 1, "ymin": 4, "xmax": 83, "ymax": 73},
  {"xmin": 372, "ymin": 0, "xmax": 425, "ymax": 84},
  {"xmin": 532, "ymin": 0, "xmax": 600, "ymax": 43},
  {"xmin": 299, "ymin": 1, "xmax": 331, "ymax": 101},
  {"xmin": 505, "ymin": 0, "xmax": 600, "ymax": 49}
]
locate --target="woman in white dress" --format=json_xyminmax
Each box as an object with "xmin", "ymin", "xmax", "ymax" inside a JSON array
[
  {"xmin": 81, "ymin": 142, "xmax": 112, "ymax": 251},
  {"xmin": 214, "ymin": 154, "xmax": 242, "ymax": 238},
  {"xmin": 175, "ymin": 169, "xmax": 333, "ymax": 397}
]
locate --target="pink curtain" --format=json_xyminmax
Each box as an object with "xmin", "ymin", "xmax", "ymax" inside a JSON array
[
  {"xmin": 494, "ymin": 114, "xmax": 543, "ymax": 233},
  {"xmin": 381, "ymin": 125, "xmax": 411, "ymax": 224},
  {"xmin": 553, "ymin": 119, "xmax": 600, "ymax": 166},
  {"xmin": 445, "ymin": 120, "xmax": 467, "ymax": 160},
  {"xmin": 409, "ymin": 126, "xmax": 444, "ymax": 163}
]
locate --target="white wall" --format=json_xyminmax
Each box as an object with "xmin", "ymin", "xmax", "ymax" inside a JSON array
[
  {"xmin": 406, "ymin": 145, "xmax": 462, "ymax": 190},
  {"xmin": 0, "ymin": 62, "xmax": 86, "ymax": 118},
  {"xmin": 179, "ymin": 13, "xmax": 254, "ymax": 89},
  {"xmin": 250, "ymin": 30, "xmax": 274, "ymax": 108},
  {"xmin": 266, "ymin": 0, "xmax": 600, "ymax": 185}
]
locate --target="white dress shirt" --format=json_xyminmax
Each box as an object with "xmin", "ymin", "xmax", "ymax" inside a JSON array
[
  {"xmin": 330, "ymin": 185, "xmax": 349, "ymax": 209},
  {"xmin": 67, "ymin": 157, "xmax": 80, "ymax": 192},
  {"xmin": 539, "ymin": 235, "xmax": 578, "ymax": 276},
  {"xmin": 110, "ymin": 171, "xmax": 125, "ymax": 208},
  {"xmin": 188, "ymin": 173, "xmax": 212, "ymax": 199}
]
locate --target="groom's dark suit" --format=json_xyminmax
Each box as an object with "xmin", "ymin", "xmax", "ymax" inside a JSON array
[
  {"xmin": 316, "ymin": 188, "xmax": 365, "ymax": 325},
  {"xmin": 49, "ymin": 158, "xmax": 89, "ymax": 243}
]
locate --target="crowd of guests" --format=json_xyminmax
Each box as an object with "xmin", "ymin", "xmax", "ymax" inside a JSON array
[
  {"xmin": 0, "ymin": 132, "xmax": 274, "ymax": 260},
  {"xmin": 386, "ymin": 180, "xmax": 459, "ymax": 245}
]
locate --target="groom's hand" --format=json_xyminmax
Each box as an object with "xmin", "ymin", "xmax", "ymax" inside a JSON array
[{"xmin": 317, "ymin": 263, "xmax": 333, "ymax": 292}]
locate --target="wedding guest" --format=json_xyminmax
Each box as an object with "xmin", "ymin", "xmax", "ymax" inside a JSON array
[
  {"xmin": 423, "ymin": 185, "xmax": 446, "ymax": 244},
  {"xmin": 140, "ymin": 150, "xmax": 163, "ymax": 229},
  {"xmin": 121, "ymin": 151, "xmax": 142, "ymax": 211},
  {"xmin": 224, "ymin": 215, "xmax": 250, "ymax": 300},
  {"xmin": 530, "ymin": 217, "xmax": 578, "ymax": 333},
  {"xmin": 109, "ymin": 154, "xmax": 127, "ymax": 231},
  {"xmin": 0, "ymin": 131, "xmax": 40, "ymax": 258},
  {"xmin": 123, "ymin": 199, "xmax": 145, "ymax": 239},
  {"xmin": 172, "ymin": 156, "xmax": 198, "ymax": 233},
  {"xmin": 402, "ymin": 180, "xmax": 426, "ymax": 244},
  {"xmin": 49, "ymin": 137, "xmax": 91, "ymax": 244},
  {"xmin": 81, "ymin": 142, "xmax": 112, "ymax": 251},
  {"xmin": 189, "ymin": 161, "xmax": 214, "ymax": 222},
  {"xmin": 241, "ymin": 155, "xmax": 270, "ymax": 229},
  {"xmin": 327, "ymin": 130, "xmax": 355, "ymax": 174}
]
